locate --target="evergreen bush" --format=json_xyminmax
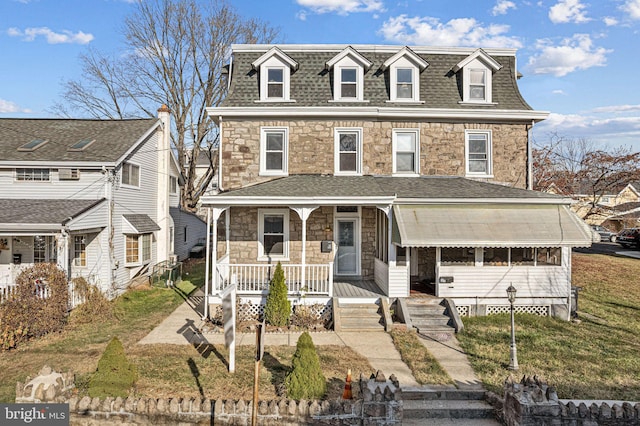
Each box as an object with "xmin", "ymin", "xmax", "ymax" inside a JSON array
[
  {"xmin": 285, "ymin": 331, "xmax": 326, "ymax": 400},
  {"xmin": 263, "ymin": 262, "xmax": 291, "ymax": 327},
  {"xmin": 89, "ymin": 336, "xmax": 137, "ymax": 398}
]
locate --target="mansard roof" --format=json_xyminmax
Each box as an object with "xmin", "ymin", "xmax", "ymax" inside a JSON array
[{"xmin": 220, "ymin": 44, "xmax": 535, "ymax": 111}]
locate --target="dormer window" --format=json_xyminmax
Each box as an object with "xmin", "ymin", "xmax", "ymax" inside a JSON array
[
  {"xmin": 326, "ymin": 47, "xmax": 372, "ymax": 102},
  {"xmin": 251, "ymin": 47, "xmax": 298, "ymax": 102},
  {"xmin": 382, "ymin": 46, "xmax": 428, "ymax": 103},
  {"xmin": 453, "ymin": 49, "xmax": 501, "ymax": 105}
]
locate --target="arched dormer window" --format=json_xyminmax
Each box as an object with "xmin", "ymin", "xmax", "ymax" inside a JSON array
[
  {"xmin": 453, "ymin": 49, "xmax": 502, "ymax": 105},
  {"xmin": 381, "ymin": 46, "xmax": 429, "ymax": 103},
  {"xmin": 251, "ymin": 47, "xmax": 298, "ymax": 102},
  {"xmin": 325, "ymin": 46, "xmax": 372, "ymax": 102}
]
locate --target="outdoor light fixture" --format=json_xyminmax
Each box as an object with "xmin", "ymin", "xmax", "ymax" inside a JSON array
[{"xmin": 506, "ymin": 283, "xmax": 519, "ymax": 371}]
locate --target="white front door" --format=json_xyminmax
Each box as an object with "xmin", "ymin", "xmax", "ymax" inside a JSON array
[{"xmin": 336, "ymin": 218, "xmax": 359, "ymax": 275}]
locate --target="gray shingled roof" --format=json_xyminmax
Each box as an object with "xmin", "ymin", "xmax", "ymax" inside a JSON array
[
  {"xmin": 212, "ymin": 175, "xmax": 564, "ymax": 201},
  {"xmin": 223, "ymin": 46, "xmax": 532, "ymax": 110},
  {"xmin": 0, "ymin": 118, "xmax": 158, "ymax": 163},
  {"xmin": 123, "ymin": 214, "xmax": 161, "ymax": 233},
  {"xmin": 0, "ymin": 199, "xmax": 104, "ymax": 224}
]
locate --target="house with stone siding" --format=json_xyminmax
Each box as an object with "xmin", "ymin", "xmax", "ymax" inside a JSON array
[{"xmin": 199, "ymin": 44, "xmax": 592, "ymax": 324}]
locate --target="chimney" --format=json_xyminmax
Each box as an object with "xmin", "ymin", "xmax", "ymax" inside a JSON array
[{"xmin": 156, "ymin": 104, "xmax": 172, "ymax": 263}]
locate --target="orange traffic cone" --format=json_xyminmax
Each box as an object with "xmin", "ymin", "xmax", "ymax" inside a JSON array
[{"xmin": 342, "ymin": 368, "xmax": 353, "ymax": 399}]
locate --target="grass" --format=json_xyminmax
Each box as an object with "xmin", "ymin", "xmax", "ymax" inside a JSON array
[
  {"xmin": 0, "ymin": 260, "xmax": 372, "ymax": 402},
  {"xmin": 457, "ymin": 253, "xmax": 640, "ymax": 400},
  {"xmin": 389, "ymin": 328, "xmax": 453, "ymax": 385}
]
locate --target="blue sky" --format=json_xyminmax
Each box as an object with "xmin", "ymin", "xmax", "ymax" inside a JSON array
[{"xmin": 2, "ymin": 0, "xmax": 640, "ymax": 151}]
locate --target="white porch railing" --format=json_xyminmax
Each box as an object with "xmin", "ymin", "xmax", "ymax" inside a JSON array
[
  {"xmin": 212, "ymin": 263, "xmax": 334, "ymax": 297},
  {"xmin": 0, "ymin": 281, "xmax": 85, "ymax": 309}
]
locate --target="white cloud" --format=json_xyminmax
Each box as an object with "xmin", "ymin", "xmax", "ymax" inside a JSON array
[
  {"xmin": 527, "ymin": 34, "xmax": 611, "ymax": 76},
  {"xmin": 492, "ymin": 0, "xmax": 516, "ymax": 16},
  {"xmin": 296, "ymin": 10, "xmax": 308, "ymax": 20},
  {"xmin": 603, "ymin": 16, "xmax": 619, "ymax": 26},
  {"xmin": 378, "ymin": 15, "xmax": 522, "ymax": 48},
  {"xmin": 552, "ymin": 89, "xmax": 566, "ymax": 95},
  {"xmin": 621, "ymin": 0, "xmax": 640, "ymax": 19},
  {"xmin": 0, "ymin": 99, "xmax": 31, "ymax": 113},
  {"xmin": 591, "ymin": 104, "xmax": 640, "ymax": 113},
  {"xmin": 295, "ymin": 0, "xmax": 384, "ymax": 15},
  {"xmin": 7, "ymin": 27, "xmax": 94, "ymax": 44},
  {"xmin": 549, "ymin": 0, "xmax": 590, "ymax": 24}
]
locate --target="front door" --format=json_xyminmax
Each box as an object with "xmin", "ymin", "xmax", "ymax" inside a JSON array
[{"xmin": 336, "ymin": 219, "xmax": 359, "ymax": 275}]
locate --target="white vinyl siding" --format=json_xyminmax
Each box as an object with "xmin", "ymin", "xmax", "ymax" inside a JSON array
[{"xmin": 0, "ymin": 168, "xmax": 106, "ymax": 200}]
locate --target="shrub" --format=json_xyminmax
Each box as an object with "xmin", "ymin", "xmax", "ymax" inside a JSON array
[
  {"xmin": 263, "ymin": 262, "xmax": 291, "ymax": 327},
  {"xmin": 0, "ymin": 263, "xmax": 68, "ymax": 350},
  {"xmin": 89, "ymin": 337, "xmax": 137, "ymax": 398},
  {"xmin": 69, "ymin": 277, "xmax": 114, "ymax": 325},
  {"xmin": 285, "ymin": 331, "xmax": 326, "ymax": 400}
]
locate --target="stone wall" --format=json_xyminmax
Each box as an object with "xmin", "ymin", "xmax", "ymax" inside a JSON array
[
  {"xmin": 221, "ymin": 119, "xmax": 529, "ymax": 190},
  {"xmin": 16, "ymin": 368, "xmax": 402, "ymax": 426},
  {"xmin": 502, "ymin": 375, "xmax": 640, "ymax": 425}
]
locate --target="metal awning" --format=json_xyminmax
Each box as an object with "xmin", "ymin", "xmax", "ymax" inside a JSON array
[
  {"xmin": 392, "ymin": 204, "xmax": 594, "ymax": 248},
  {"xmin": 122, "ymin": 214, "xmax": 160, "ymax": 234}
]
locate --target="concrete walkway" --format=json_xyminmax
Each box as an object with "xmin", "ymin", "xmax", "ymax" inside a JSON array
[{"xmin": 139, "ymin": 288, "xmax": 481, "ymax": 390}]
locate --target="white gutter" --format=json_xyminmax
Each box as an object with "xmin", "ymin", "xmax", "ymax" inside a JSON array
[
  {"xmin": 230, "ymin": 44, "xmax": 518, "ymax": 57},
  {"xmin": 199, "ymin": 195, "xmax": 396, "ymax": 207}
]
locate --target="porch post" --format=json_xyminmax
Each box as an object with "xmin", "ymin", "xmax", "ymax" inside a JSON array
[
  {"xmin": 291, "ymin": 206, "xmax": 318, "ymax": 293},
  {"xmin": 203, "ymin": 206, "xmax": 228, "ymax": 321},
  {"xmin": 203, "ymin": 208, "xmax": 211, "ymax": 321}
]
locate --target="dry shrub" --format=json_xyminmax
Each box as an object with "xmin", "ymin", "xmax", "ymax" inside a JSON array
[
  {"xmin": 290, "ymin": 304, "xmax": 322, "ymax": 330},
  {"xmin": 0, "ymin": 263, "xmax": 69, "ymax": 349},
  {"xmin": 69, "ymin": 277, "xmax": 114, "ymax": 325}
]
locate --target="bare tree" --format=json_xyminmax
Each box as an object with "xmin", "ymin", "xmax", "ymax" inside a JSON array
[
  {"xmin": 533, "ymin": 132, "xmax": 640, "ymax": 219},
  {"xmin": 55, "ymin": 0, "xmax": 279, "ymax": 210}
]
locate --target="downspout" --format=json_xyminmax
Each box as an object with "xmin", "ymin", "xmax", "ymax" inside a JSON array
[{"xmin": 527, "ymin": 120, "xmax": 534, "ymax": 191}]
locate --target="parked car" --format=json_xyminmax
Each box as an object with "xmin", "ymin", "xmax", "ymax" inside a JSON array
[
  {"xmin": 591, "ymin": 225, "xmax": 617, "ymax": 242},
  {"xmin": 616, "ymin": 228, "xmax": 640, "ymax": 249}
]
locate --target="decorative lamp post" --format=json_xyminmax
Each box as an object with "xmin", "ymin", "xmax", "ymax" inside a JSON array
[{"xmin": 506, "ymin": 284, "xmax": 519, "ymax": 371}]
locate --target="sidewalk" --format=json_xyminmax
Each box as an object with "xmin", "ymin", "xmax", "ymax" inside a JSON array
[{"xmin": 138, "ymin": 289, "xmax": 481, "ymax": 390}]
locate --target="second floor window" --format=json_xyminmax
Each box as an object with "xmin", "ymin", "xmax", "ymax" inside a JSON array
[
  {"xmin": 469, "ymin": 69, "xmax": 486, "ymax": 101},
  {"xmin": 466, "ymin": 131, "xmax": 492, "ymax": 177},
  {"xmin": 396, "ymin": 68, "xmax": 414, "ymax": 99},
  {"xmin": 260, "ymin": 127, "xmax": 288, "ymax": 176},
  {"xmin": 335, "ymin": 129, "xmax": 362, "ymax": 175},
  {"xmin": 340, "ymin": 68, "xmax": 357, "ymax": 98},
  {"xmin": 267, "ymin": 68, "xmax": 284, "ymax": 99},
  {"xmin": 121, "ymin": 163, "xmax": 140, "ymax": 187},
  {"xmin": 16, "ymin": 168, "xmax": 50, "ymax": 182},
  {"xmin": 393, "ymin": 130, "xmax": 419, "ymax": 174},
  {"xmin": 170, "ymin": 176, "xmax": 178, "ymax": 194}
]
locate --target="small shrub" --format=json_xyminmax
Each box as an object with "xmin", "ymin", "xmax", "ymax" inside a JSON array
[
  {"xmin": 290, "ymin": 304, "xmax": 319, "ymax": 330},
  {"xmin": 0, "ymin": 263, "xmax": 68, "ymax": 349},
  {"xmin": 69, "ymin": 277, "xmax": 114, "ymax": 325},
  {"xmin": 89, "ymin": 337, "xmax": 137, "ymax": 398},
  {"xmin": 285, "ymin": 331, "xmax": 326, "ymax": 400},
  {"xmin": 263, "ymin": 262, "xmax": 291, "ymax": 327}
]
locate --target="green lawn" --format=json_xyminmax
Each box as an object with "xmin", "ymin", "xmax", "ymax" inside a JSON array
[{"xmin": 457, "ymin": 253, "xmax": 640, "ymax": 400}]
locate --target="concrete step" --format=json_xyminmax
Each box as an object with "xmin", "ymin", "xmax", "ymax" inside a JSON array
[
  {"xmin": 403, "ymin": 399, "xmax": 495, "ymax": 420},
  {"xmin": 402, "ymin": 389, "xmax": 486, "ymax": 401},
  {"xmin": 402, "ymin": 418, "xmax": 501, "ymax": 425},
  {"xmin": 337, "ymin": 303, "xmax": 384, "ymax": 331}
]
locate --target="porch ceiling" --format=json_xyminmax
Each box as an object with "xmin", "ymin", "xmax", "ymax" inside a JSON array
[{"xmin": 392, "ymin": 204, "xmax": 594, "ymax": 248}]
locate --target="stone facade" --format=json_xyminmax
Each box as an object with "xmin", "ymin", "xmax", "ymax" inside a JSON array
[{"xmin": 221, "ymin": 119, "xmax": 529, "ymax": 190}]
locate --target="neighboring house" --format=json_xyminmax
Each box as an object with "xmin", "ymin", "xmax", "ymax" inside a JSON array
[
  {"xmin": 200, "ymin": 44, "xmax": 592, "ymax": 320},
  {"xmin": 0, "ymin": 106, "xmax": 204, "ymax": 296}
]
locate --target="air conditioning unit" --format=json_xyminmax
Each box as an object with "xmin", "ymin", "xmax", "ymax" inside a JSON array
[
  {"xmin": 59, "ymin": 168, "xmax": 80, "ymax": 180},
  {"xmin": 169, "ymin": 255, "xmax": 178, "ymax": 264}
]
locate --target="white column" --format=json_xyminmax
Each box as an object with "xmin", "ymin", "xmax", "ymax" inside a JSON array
[
  {"xmin": 290, "ymin": 206, "xmax": 318, "ymax": 292},
  {"xmin": 203, "ymin": 208, "xmax": 211, "ymax": 321},
  {"xmin": 203, "ymin": 206, "xmax": 229, "ymax": 320}
]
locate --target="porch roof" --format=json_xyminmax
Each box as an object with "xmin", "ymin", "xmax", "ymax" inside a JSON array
[
  {"xmin": 122, "ymin": 214, "xmax": 161, "ymax": 233},
  {"xmin": 392, "ymin": 204, "xmax": 594, "ymax": 248},
  {"xmin": 201, "ymin": 175, "xmax": 568, "ymax": 206},
  {"xmin": 0, "ymin": 198, "xmax": 105, "ymax": 232}
]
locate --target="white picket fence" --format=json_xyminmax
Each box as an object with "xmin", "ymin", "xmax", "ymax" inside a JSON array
[{"xmin": 0, "ymin": 281, "xmax": 86, "ymax": 309}]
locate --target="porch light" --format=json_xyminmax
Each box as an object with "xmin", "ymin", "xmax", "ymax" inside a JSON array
[{"xmin": 506, "ymin": 283, "xmax": 519, "ymax": 371}]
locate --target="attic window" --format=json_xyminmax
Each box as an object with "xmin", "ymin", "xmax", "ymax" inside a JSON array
[
  {"xmin": 68, "ymin": 138, "xmax": 95, "ymax": 151},
  {"xmin": 18, "ymin": 139, "xmax": 48, "ymax": 151}
]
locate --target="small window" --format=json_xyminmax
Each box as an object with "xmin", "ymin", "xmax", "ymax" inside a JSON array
[
  {"xmin": 141, "ymin": 234, "xmax": 151, "ymax": 263},
  {"xmin": 511, "ymin": 248, "xmax": 535, "ymax": 266},
  {"xmin": 170, "ymin": 176, "xmax": 178, "ymax": 194},
  {"xmin": 125, "ymin": 233, "xmax": 152, "ymax": 265},
  {"xmin": 396, "ymin": 68, "xmax": 413, "ymax": 99},
  {"xmin": 16, "ymin": 168, "xmax": 50, "ymax": 182},
  {"xmin": 335, "ymin": 129, "xmax": 362, "ymax": 175},
  {"xmin": 469, "ymin": 69, "xmax": 486, "ymax": 100},
  {"xmin": 258, "ymin": 209, "xmax": 289, "ymax": 260},
  {"xmin": 73, "ymin": 235, "xmax": 87, "ymax": 267},
  {"xmin": 396, "ymin": 246, "xmax": 407, "ymax": 265},
  {"xmin": 121, "ymin": 163, "xmax": 140, "ymax": 187},
  {"xmin": 441, "ymin": 248, "xmax": 475, "ymax": 266},
  {"xmin": 126, "ymin": 235, "xmax": 139, "ymax": 264},
  {"xmin": 537, "ymin": 247, "xmax": 561, "ymax": 266},
  {"xmin": 34, "ymin": 236, "xmax": 47, "ymax": 263},
  {"xmin": 340, "ymin": 68, "xmax": 357, "ymax": 98},
  {"xmin": 260, "ymin": 127, "xmax": 288, "ymax": 175},
  {"xmin": 393, "ymin": 129, "xmax": 419, "ymax": 174},
  {"xmin": 483, "ymin": 247, "xmax": 509, "ymax": 266},
  {"xmin": 267, "ymin": 68, "xmax": 284, "ymax": 99},
  {"xmin": 18, "ymin": 139, "xmax": 48, "ymax": 151},
  {"xmin": 68, "ymin": 139, "xmax": 95, "ymax": 151},
  {"xmin": 466, "ymin": 131, "xmax": 492, "ymax": 176}
]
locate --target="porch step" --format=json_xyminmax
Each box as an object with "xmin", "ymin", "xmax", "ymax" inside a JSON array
[
  {"xmin": 402, "ymin": 388, "xmax": 496, "ymax": 421},
  {"xmin": 405, "ymin": 298, "xmax": 456, "ymax": 334},
  {"xmin": 335, "ymin": 302, "xmax": 385, "ymax": 332}
]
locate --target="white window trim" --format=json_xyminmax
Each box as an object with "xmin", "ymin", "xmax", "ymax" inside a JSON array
[
  {"xmin": 461, "ymin": 66, "xmax": 495, "ymax": 105},
  {"xmin": 124, "ymin": 233, "xmax": 152, "ymax": 267},
  {"xmin": 259, "ymin": 127, "xmax": 289, "ymax": 176},
  {"xmin": 73, "ymin": 234, "xmax": 87, "ymax": 267},
  {"xmin": 390, "ymin": 65, "xmax": 420, "ymax": 102},
  {"xmin": 260, "ymin": 65, "xmax": 289, "ymax": 102},
  {"xmin": 15, "ymin": 168, "xmax": 51, "ymax": 182},
  {"xmin": 334, "ymin": 128, "xmax": 363, "ymax": 176},
  {"xmin": 465, "ymin": 130, "xmax": 493, "ymax": 178},
  {"xmin": 257, "ymin": 209, "xmax": 290, "ymax": 261},
  {"xmin": 392, "ymin": 129, "xmax": 420, "ymax": 176},
  {"xmin": 121, "ymin": 161, "xmax": 141, "ymax": 189},
  {"xmin": 334, "ymin": 65, "xmax": 365, "ymax": 101}
]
